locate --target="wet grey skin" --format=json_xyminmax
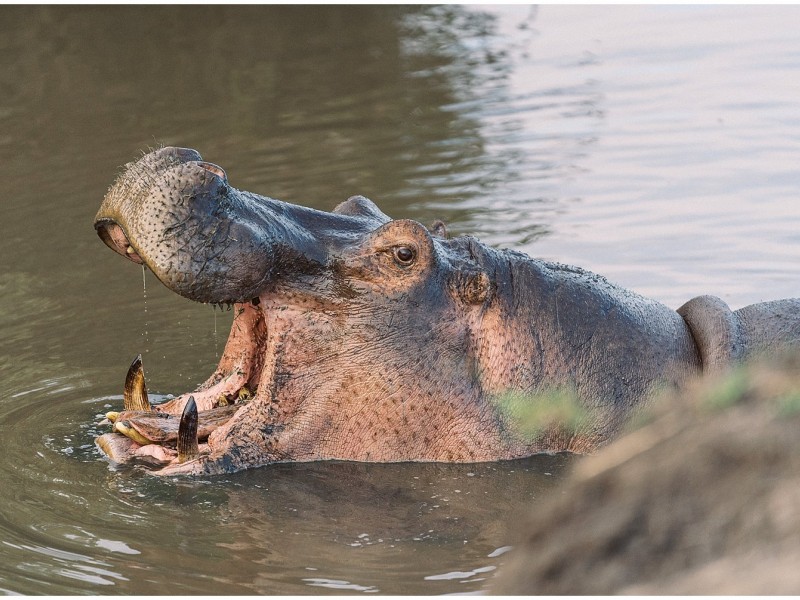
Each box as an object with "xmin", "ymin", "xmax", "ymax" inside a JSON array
[{"xmin": 93, "ymin": 147, "xmax": 800, "ymax": 475}]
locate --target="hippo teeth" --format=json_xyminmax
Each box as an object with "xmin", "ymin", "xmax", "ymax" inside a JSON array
[
  {"xmin": 97, "ymin": 298, "xmax": 265, "ymax": 467},
  {"xmin": 177, "ymin": 396, "xmax": 199, "ymax": 463},
  {"xmin": 114, "ymin": 420, "xmax": 151, "ymax": 446},
  {"xmin": 124, "ymin": 354, "xmax": 152, "ymax": 412},
  {"xmin": 210, "ymin": 301, "xmax": 235, "ymax": 312},
  {"xmin": 125, "ymin": 246, "xmax": 143, "ymax": 262}
]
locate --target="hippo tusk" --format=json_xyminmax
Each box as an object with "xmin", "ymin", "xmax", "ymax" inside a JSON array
[
  {"xmin": 177, "ymin": 396, "xmax": 199, "ymax": 463},
  {"xmin": 105, "ymin": 411, "xmax": 120, "ymax": 423},
  {"xmin": 124, "ymin": 354, "xmax": 151, "ymax": 412}
]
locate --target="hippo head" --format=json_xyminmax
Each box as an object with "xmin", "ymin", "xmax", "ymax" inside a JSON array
[{"xmin": 94, "ymin": 147, "xmax": 528, "ymax": 475}]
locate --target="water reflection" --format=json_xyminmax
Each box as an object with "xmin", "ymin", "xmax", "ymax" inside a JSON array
[
  {"xmin": 85, "ymin": 455, "xmax": 572, "ymax": 594},
  {"xmin": 1, "ymin": 5, "xmax": 581, "ymax": 246}
]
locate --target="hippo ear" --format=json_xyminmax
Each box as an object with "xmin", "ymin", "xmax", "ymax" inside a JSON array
[
  {"xmin": 429, "ymin": 220, "xmax": 448, "ymax": 239},
  {"xmin": 452, "ymin": 270, "xmax": 491, "ymax": 305},
  {"xmin": 333, "ymin": 196, "xmax": 391, "ymax": 224}
]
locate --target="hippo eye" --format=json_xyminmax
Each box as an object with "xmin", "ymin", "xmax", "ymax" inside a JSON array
[{"xmin": 392, "ymin": 245, "xmax": 416, "ymax": 266}]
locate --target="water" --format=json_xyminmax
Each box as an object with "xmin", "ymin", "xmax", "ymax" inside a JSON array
[
  {"xmin": 141, "ymin": 265, "xmax": 149, "ymax": 357},
  {"xmin": 1, "ymin": 4, "xmax": 799, "ymax": 594}
]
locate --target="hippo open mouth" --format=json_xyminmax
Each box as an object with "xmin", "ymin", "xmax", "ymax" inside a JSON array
[
  {"xmin": 95, "ymin": 299, "xmax": 266, "ymax": 468},
  {"xmin": 94, "ymin": 147, "xmax": 800, "ymax": 476},
  {"xmin": 94, "ymin": 146, "xmax": 520, "ymax": 475}
]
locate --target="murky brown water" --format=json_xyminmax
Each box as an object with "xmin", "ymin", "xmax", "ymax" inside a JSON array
[{"xmin": 1, "ymin": 5, "xmax": 799, "ymax": 594}]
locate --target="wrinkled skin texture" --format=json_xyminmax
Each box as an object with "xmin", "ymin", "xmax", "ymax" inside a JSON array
[{"xmin": 94, "ymin": 147, "xmax": 800, "ymax": 475}]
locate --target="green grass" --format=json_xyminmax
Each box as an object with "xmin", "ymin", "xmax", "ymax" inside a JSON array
[
  {"xmin": 776, "ymin": 392, "xmax": 800, "ymax": 417},
  {"xmin": 492, "ymin": 388, "xmax": 588, "ymax": 442},
  {"xmin": 701, "ymin": 368, "xmax": 749, "ymax": 412}
]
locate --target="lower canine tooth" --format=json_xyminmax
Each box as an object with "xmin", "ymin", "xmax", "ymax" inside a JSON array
[
  {"xmin": 124, "ymin": 354, "xmax": 152, "ymax": 412},
  {"xmin": 177, "ymin": 396, "xmax": 199, "ymax": 463}
]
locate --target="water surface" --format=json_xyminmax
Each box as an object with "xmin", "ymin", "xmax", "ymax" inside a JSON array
[{"xmin": 1, "ymin": 5, "xmax": 799, "ymax": 594}]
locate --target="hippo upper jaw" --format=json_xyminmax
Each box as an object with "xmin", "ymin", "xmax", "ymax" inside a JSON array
[{"xmin": 94, "ymin": 147, "xmax": 389, "ymax": 305}]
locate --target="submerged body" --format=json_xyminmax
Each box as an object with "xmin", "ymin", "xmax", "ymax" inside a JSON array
[{"xmin": 93, "ymin": 147, "xmax": 800, "ymax": 475}]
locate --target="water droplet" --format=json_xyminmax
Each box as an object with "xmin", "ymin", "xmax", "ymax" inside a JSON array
[
  {"xmin": 213, "ymin": 305, "xmax": 219, "ymax": 360},
  {"xmin": 142, "ymin": 265, "xmax": 150, "ymax": 355}
]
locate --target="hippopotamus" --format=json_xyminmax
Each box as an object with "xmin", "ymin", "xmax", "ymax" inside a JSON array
[{"xmin": 93, "ymin": 147, "xmax": 800, "ymax": 475}]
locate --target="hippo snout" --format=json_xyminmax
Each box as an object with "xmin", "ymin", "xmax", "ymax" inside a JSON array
[
  {"xmin": 95, "ymin": 147, "xmax": 278, "ymax": 304},
  {"xmin": 94, "ymin": 146, "xmax": 387, "ymax": 305}
]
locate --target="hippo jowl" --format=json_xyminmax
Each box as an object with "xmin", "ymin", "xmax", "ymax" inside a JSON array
[{"xmin": 93, "ymin": 147, "xmax": 800, "ymax": 475}]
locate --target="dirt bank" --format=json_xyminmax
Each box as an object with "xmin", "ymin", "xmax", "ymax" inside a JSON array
[{"xmin": 494, "ymin": 355, "xmax": 800, "ymax": 594}]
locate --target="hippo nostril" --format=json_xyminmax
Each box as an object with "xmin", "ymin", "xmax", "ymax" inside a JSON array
[{"xmin": 196, "ymin": 161, "xmax": 227, "ymax": 182}]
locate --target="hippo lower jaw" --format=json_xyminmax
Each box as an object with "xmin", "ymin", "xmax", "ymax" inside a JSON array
[
  {"xmin": 96, "ymin": 299, "xmax": 271, "ymax": 474},
  {"xmin": 93, "ymin": 222, "xmax": 269, "ymax": 471}
]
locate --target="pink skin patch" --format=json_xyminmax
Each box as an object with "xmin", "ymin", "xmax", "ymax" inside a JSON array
[{"xmin": 134, "ymin": 443, "xmax": 175, "ymax": 462}]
